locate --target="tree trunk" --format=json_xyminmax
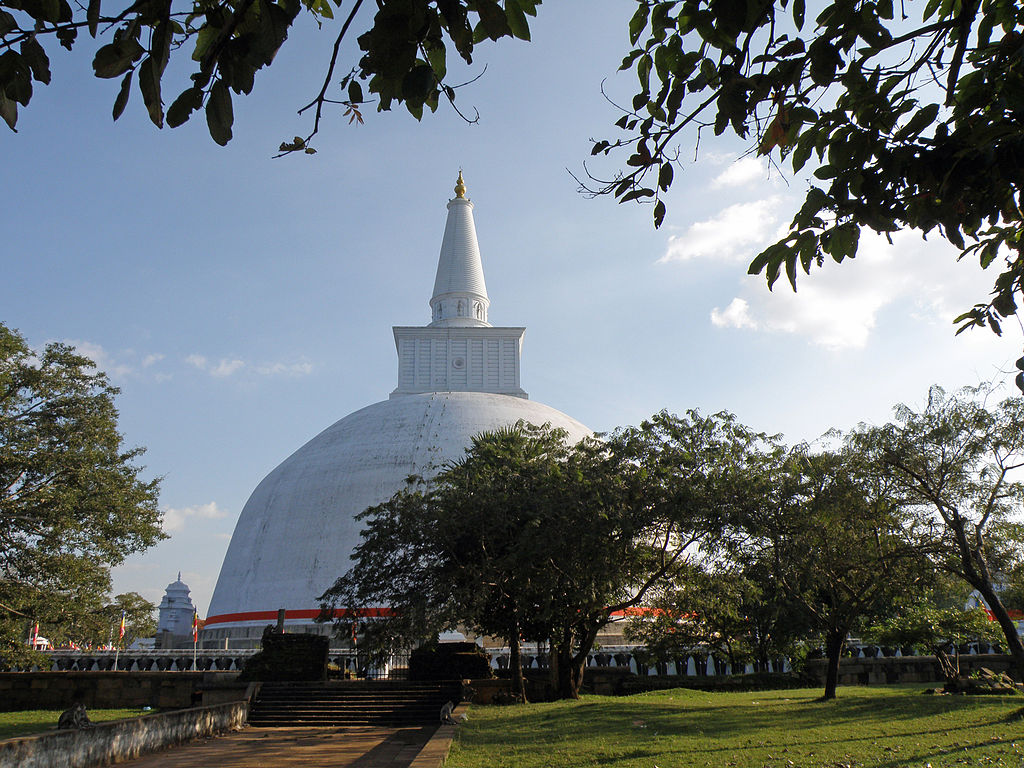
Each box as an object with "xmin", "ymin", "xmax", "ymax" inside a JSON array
[
  {"xmin": 950, "ymin": 511, "xmax": 1024, "ymax": 679},
  {"xmin": 822, "ymin": 629, "xmax": 845, "ymax": 700},
  {"xmin": 509, "ymin": 630, "xmax": 526, "ymax": 703},
  {"xmin": 972, "ymin": 579, "xmax": 1024, "ymax": 680},
  {"xmin": 551, "ymin": 644, "xmax": 586, "ymax": 699},
  {"xmin": 933, "ymin": 644, "xmax": 958, "ymax": 682}
]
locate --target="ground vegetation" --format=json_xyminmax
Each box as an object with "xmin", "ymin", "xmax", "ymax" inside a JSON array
[
  {"xmin": 0, "ymin": 708, "xmax": 149, "ymax": 739},
  {"xmin": 445, "ymin": 686, "xmax": 1024, "ymax": 768}
]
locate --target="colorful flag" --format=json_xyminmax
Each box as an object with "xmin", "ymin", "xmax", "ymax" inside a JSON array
[
  {"xmin": 192, "ymin": 611, "xmax": 199, "ymax": 643},
  {"xmin": 30, "ymin": 622, "xmax": 38, "ymax": 648},
  {"xmin": 118, "ymin": 611, "xmax": 126, "ymax": 640}
]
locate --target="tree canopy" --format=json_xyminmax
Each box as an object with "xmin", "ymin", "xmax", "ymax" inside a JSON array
[
  {"xmin": 851, "ymin": 384, "xmax": 1024, "ymax": 677},
  {"xmin": 0, "ymin": 323, "xmax": 163, "ymax": 665},
  {"xmin": 625, "ymin": 559, "xmax": 809, "ymax": 674},
  {"xmin": 323, "ymin": 412, "xmax": 764, "ymax": 699},
  {"xmin": 728, "ymin": 444, "xmax": 933, "ymax": 699},
  {"xmin": 589, "ymin": 0, "xmax": 1024, "ymax": 339},
  {"xmin": 0, "ymin": 0, "xmax": 539, "ymax": 149},
  {"xmin": 6, "ymin": 0, "xmax": 1024, "ymax": 336},
  {"xmin": 863, "ymin": 603, "xmax": 1001, "ymax": 682}
]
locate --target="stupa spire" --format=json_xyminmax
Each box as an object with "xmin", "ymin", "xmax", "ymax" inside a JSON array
[
  {"xmin": 391, "ymin": 176, "xmax": 525, "ymax": 399},
  {"xmin": 429, "ymin": 172, "xmax": 490, "ymax": 327}
]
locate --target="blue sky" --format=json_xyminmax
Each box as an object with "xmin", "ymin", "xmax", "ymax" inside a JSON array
[{"xmin": 2, "ymin": 1, "xmax": 1019, "ymax": 616}]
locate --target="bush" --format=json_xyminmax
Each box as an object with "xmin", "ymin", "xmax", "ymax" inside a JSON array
[
  {"xmin": 409, "ymin": 642, "xmax": 492, "ymax": 680},
  {"xmin": 621, "ymin": 671, "xmax": 813, "ymax": 695},
  {"xmin": 239, "ymin": 630, "xmax": 329, "ymax": 681}
]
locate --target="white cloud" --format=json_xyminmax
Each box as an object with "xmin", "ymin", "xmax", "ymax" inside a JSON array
[
  {"xmin": 142, "ymin": 353, "xmax": 165, "ymax": 367},
  {"xmin": 210, "ymin": 359, "xmax": 245, "ymax": 378},
  {"xmin": 711, "ymin": 157, "xmax": 767, "ymax": 189},
  {"xmin": 186, "ymin": 353, "xmax": 312, "ymax": 378},
  {"xmin": 710, "ymin": 298, "xmax": 757, "ymax": 329},
  {"xmin": 162, "ymin": 501, "xmax": 228, "ymax": 533},
  {"xmin": 661, "ymin": 197, "xmax": 784, "ymax": 263},
  {"xmin": 185, "ymin": 354, "xmax": 245, "ymax": 377},
  {"xmin": 707, "ymin": 229, "xmax": 999, "ymax": 350},
  {"xmin": 63, "ymin": 340, "xmax": 136, "ymax": 378},
  {"xmin": 255, "ymin": 361, "xmax": 314, "ymax": 376}
]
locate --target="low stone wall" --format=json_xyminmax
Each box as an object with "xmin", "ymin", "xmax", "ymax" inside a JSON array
[
  {"xmin": 585, "ymin": 667, "xmax": 637, "ymax": 696},
  {"xmin": 484, "ymin": 667, "xmax": 636, "ymax": 701},
  {"xmin": 803, "ymin": 654, "xmax": 1018, "ymax": 686},
  {"xmin": 0, "ymin": 700, "xmax": 248, "ymax": 768},
  {"xmin": 0, "ymin": 672, "xmax": 248, "ymax": 712},
  {"xmin": 465, "ymin": 678, "xmax": 512, "ymax": 704}
]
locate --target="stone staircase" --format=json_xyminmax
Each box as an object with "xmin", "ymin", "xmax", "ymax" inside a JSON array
[{"xmin": 247, "ymin": 681, "xmax": 461, "ymax": 727}]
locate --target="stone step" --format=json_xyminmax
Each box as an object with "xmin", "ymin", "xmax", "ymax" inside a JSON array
[
  {"xmin": 248, "ymin": 681, "xmax": 459, "ymax": 727},
  {"xmin": 254, "ymin": 696, "xmax": 452, "ymax": 700},
  {"xmin": 249, "ymin": 715, "xmax": 436, "ymax": 726}
]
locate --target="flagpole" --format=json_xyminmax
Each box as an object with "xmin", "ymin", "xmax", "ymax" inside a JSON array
[
  {"xmin": 114, "ymin": 610, "xmax": 125, "ymax": 671},
  {"xmin": 192, "ymin": 610, "xmax": 199, "ymax": 670}
]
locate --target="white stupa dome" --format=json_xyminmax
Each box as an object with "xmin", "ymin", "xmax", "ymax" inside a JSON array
[{"xmin": 203, "ymin": 175, "xmax": 590, "ymax": 647}]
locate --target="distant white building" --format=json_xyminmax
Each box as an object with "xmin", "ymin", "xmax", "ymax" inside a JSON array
[
  {"xmin": 203, "ymin": 174, "xmax": 592, "ymax": 649},
  {"xmin": 156, "ymin": 572, "xmax": 197, "ymax": 648}
]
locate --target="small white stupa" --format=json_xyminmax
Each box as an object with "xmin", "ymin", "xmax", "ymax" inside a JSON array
[
  {"xmin": 155, "ymin": 572, "xmax": 196, "ymax": 648},
  {"xmin": 203, "ymin": 174, "xmax": 591, "ymax": 648}
]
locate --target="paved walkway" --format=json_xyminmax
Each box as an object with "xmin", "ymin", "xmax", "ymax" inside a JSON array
[{"xmin": 118, "ymin": 725, "xmax": 438, "ymax": 768}]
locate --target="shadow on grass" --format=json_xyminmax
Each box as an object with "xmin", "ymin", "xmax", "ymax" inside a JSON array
[
  {"xmin": 998, "ymin": 705, "xmax": 1024, "ymax": 722},
  {"xmin": 593, "ymin": 749, "xmax": 658, "ymax": 764},
  {"xmin": 459, "ymin": 685, "xmax": 1023, "ymax": 761}
]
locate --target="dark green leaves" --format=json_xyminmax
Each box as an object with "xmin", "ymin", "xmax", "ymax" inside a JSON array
[
  {"xmin": 473, "ymin": 0, "xmax": 511, "ymax": 41},
  {"xmin": 808, "ymin": 39, "xmax": 841, "ymax": 86},
  {"xmin": 0, "ymin": 50, "xmax": 32, "ymax": 106},
  {"xmin": 166, "ymin": 85, "xmax": 202, "ymax": 127},
  {"xmin": 111, "ymin": 69, "xmax": 132, "ymax": 119},
  {"xmin": 792, "ymin": 0, "xmax": 805, "ymax": 29},
  {"xmin": 2, "ymin": 0, "xmax": 538, "ymax": 146},
  {"xmin": 347, "ymin": 79, "xmax": 362, "ymax": 104},
  {"xmin": 205, "ymin": 79, "xmax": 232, "ymax": 145},
  {"xmin": 20, "ymin": 37, "xmax": 49, "ymax": 84},
  {"xmin": 894, "ymin": 102, "xmax": 940, "ymax": 140},
  {"xmin": 86, "ymin": 0, "xmax": 100, "ymax": 36},
  {"xmin": 401, "ymin": 62, "xmax": 433, "ymax": 105},
  {"xmin": 92, "ymin": 39, "xmax": 144, "ymax": 79},
  {"xmin": 591, "ymin": 0, "xmax": 1024, "ymax": 338},
  {"xmin": 504, "ymin": 0, "xmax": 530, "ymax": 41},
  {"xmin": 657, "ymin": 161, "xmax": 673, "ymax": 191},
  {"xmin": 0, "ymin": 91, "xmax": 16, "ymax": 130},
  {"xmin": 629, "ymin": 2, "xmax": 650, "ymax": 44},
  {"xmin": 138, "ymin": 56, "xmax": 162, "ymax": 127},
  {"xmin": 0, "ymin": 37, "xmax": 49, "ymax": 129}
]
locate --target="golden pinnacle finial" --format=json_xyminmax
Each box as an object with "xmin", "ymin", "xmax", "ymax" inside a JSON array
[{"xmin": 454, "ymin": 170, "xmax": 467, "ymax": 199}]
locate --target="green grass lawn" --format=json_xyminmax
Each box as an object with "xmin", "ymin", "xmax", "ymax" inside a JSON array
[
  {"xmin": 0, "ymin": 709, "xmax": 150, "ymax": 740},
  {"xmin": 447, "ymin": 686, "xmax": 1024, "ymax": 768}
]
